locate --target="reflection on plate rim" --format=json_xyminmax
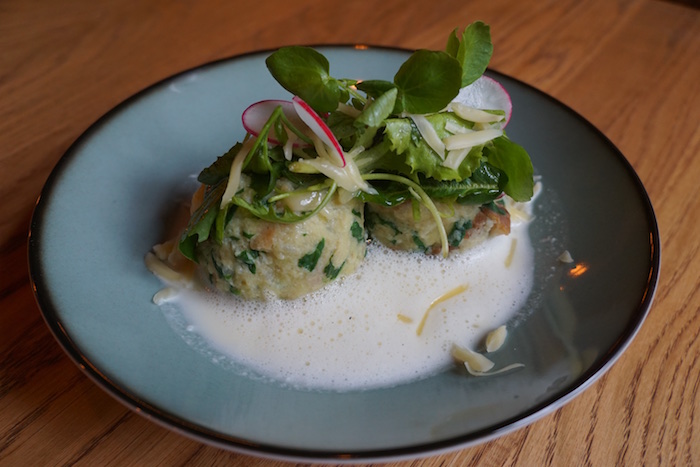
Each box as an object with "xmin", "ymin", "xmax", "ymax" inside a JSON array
[{"xmin": 27, "ymin": 45, "xmax": 660, "ymax": 463}]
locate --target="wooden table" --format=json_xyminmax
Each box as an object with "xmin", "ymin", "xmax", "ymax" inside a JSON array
[{"xmin": 2, "ymin": 0, "xmax": 699, "ymax": 465}]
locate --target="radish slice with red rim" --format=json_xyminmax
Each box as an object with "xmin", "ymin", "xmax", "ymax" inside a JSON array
[
  {"xmin": 451, "ymin": 75, "xmax": 512, "ymax": 127},
  {"xmin": 292, "ymin": 96, "xmax": 346, "ymax": 167},
  {"xmin": 242, "ymin": 99, "xmax": 308, "ymax": 146}
]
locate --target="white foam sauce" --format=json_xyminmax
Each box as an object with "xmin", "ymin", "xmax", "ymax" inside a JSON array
[{"xmin": 163, "ymin": 217, "xmax": 534, "ymax": 392}]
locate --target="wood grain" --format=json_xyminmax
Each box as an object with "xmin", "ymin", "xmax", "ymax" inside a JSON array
[{"xmin": 2, "ymin": 0, "xmax": 699, "ymax": 465}]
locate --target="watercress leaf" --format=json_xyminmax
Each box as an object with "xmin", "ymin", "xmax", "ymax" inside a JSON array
[
  {"xmin": 178, "ymin": 181, "xmax": 227, "ymax": 260},
  {"xmin": 470, "ymin": 161, "xmax": 507, "ymax": 190},
  {"xmin": 326, "ymin": 111, "xmax": 359, "ymax": 148},
  {"xmin": 355, "ymin": 87, "xmax": 398, "ymax": 128},
  {"xmin": 214, "ymin": 203, "xmax": 232, "ymax": 244},
  {"xmin": 178, "ymin": 236, "xmax": 198, "ymax": 262},
  {"xmin": 279, "ymin": 166, "xmax": 327, "ymax": 188},
  {"xmin": 337, "ymin": 86, "xmax": 350, "ymax": 105},
  {"xmin": 457, "ymin": 21, "xmax": 493, "ymax": 86},
  {"xmin": 246, "ymin": 158, "xmax": 285, "ymax": 200},
  {"xmin": 197, "ymin": 143, "xmax": 242, "ymax": 185},
  {"xmin": 265, "ymin": 46, "xmax": 341, "ymax": 113},
  {"xmin": 353, "ymin": 138, "xmax": 411, "ymax": 175},
  {"xmin": 393, "ymin": 50, "xmax": 461, "ymax": 114},
  {"xmin": 273, "ymin": 118, "xmax": 288, "ymax": 146},
  {"xmin": 356, "ymin": 79, "xmax": 396, "ymax": 99},
  {"xmin": 420, "ymin": 163, "xmax": 505, "ymax": 204},
  {"xmin": 446, "ymin": 28, "xmax": 460, "ymax": 57},
  {"xmin": 484, "ymin": 136, "xmax": 534, "ymax": 201},
  {"xmin": 244, "ymin": 143, "xmax": 273, "ymax": 174},
  {"xmin": 355, "ymin": 180, "xmax": 410, "ymax": 206}
]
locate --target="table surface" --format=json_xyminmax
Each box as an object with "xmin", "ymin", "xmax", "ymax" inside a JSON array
[{"xmin": 2, "ymin": 0, "xmax": 699, "ymax": 465}]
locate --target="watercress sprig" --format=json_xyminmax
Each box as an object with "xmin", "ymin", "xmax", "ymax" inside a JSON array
[
  {"xmin": 265, "ymin": 21, "xmax": 493, "ymax": 116},
  {"xmin": 446, "ymin": 21, "xmax": 493, "ymax": 87}
]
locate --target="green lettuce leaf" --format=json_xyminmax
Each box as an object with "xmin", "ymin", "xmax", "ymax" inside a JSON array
[
  {"xmin": 383, "ymin": 114, "xmax": 483, "ymax": 181},
  {"xmin": 484, "ymin": 136, "xmax": 534, "ymax": 201}
]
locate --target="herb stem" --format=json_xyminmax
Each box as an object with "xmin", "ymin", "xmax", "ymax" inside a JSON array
[
  {"xmin": 362, "ymin": 173, "xmax": 449, "ymax": 257},
  {"xmin": 279, "ymin": 111, "xmax": 313, "ymax": 145}
]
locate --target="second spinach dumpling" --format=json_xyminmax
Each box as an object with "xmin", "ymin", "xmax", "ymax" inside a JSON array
[{"xmin": 366, "ymin": 199, "xmax": 510, "ymax": 254}]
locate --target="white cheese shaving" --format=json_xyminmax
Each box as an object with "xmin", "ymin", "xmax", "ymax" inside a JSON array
[
  {"xmin": 409, "ymin": 114, "xmax": 445, "ymax": 159},
  {"xmin": 452, "ymin": 340, "xmax": 524, "ymax": 377},
  {"xmin": 152, "ymin": 240, "xmax": 175, "ymax": 261},
  {"xmin": 335, "ymin": 187, "xmax": 355, "ymax": 204},
  {"xmin": 345, "ymin": 145, "xmax": 365, "ymax": 159},
  {"xmin": 396, "ymin": 314, "xmax": 413, "ymax": 324},
  {"xmin": 473, "ymin": 122, "xmax": 494, "ymax": 131},
  {"xmin": 444, "ymin": 128, "xmax": 503, "ymax": 151},
  {"xmin": 558, "ymin": 250, "xmax": 574, "ymax": 263},
  {"xmin": 220, "ymin": 138, "xmax": 255, "ymax": 208},
  {"xmin": 466, "ymin": 362, "xmax": 525, "ymax": 377},
  {"xmin": 144, "ymin": 252, "xmax": 190, "ymax": 286},
  {"xmin": 282, "ymin": 190, "xmax": 324, "ymax": 212},
  {"xmin": 505, "ymin": 203, "xmax": 531, "ymax": 223},
  {"xmin": 485, "ymin": 325, "xmax": 507, "ymax": 352},
  {"xmin": 504, "ymin": 239, "xmax": 517, "ymax": 268},
  {"xmin": 450, "ymin": 102, "xmax": 504, "ymax": 123},
  {"xmin": 336, "ymin": 102, "xmax": 362, "ymax": 118},
  {"xmin": 153, "ymin": 287, "xmax": 179, "ymax": 305},
  {"xmin": 444, "ymin": 120, "xmax": 473, "ymax": 135},
  {"xmin": 282, "ymin": 127, "xmax": 297, "ymax": 161},
  {"xmin": 417, "ymin": 284, "xmax": 469, "ymax": 335},
  {"xmin": 292, "ymin": 156, "xmax": 376, "ymax": 195},
  {"xmin": 451, "ymin": 344, "xmax": 495, "ymax": 372},
  {"xmin": 442, "ymin": 147, "xmax": 471, "ymax": 170}
]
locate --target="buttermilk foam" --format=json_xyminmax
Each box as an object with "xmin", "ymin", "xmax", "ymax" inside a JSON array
[{"xmin": 161, "ymin": 214, "xmax": 534, "ymax": 392}]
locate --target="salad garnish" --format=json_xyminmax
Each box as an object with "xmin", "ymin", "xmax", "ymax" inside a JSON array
[{"xmin": 178, "ymin": 21, "xmax": 534, "ymax": 261}]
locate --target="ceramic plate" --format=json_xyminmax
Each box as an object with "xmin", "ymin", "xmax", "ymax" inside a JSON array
[{"xmin": 28, "ymin": 46, "xmax": 659, "ymax": 462}]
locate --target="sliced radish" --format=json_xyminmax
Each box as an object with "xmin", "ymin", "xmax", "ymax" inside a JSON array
[
  {"xmin": 451, "ymin": 75, "xmax": 512, "ymax": 127},
  {"xmin": 242, "ymin": 99, "xmax": 307, "ymax": 146},
  {"xmin": 292, "ymin": 96, "xmax": 346, "ymax": 167}
]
